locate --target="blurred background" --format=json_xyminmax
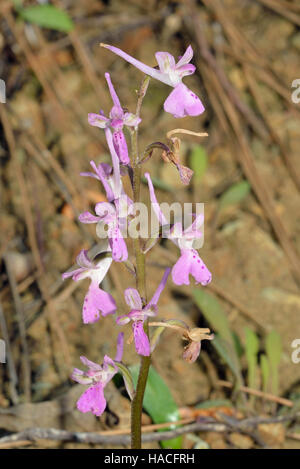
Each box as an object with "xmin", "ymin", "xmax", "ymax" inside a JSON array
[{"xmin": 1, "ymin": 0, "xmax": 300, "ymax": 449}]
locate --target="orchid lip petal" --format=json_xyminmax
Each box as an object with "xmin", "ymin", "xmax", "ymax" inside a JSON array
[{"xmin": 164, "ymin": 83, "xmax": 205, "ymax": 118}]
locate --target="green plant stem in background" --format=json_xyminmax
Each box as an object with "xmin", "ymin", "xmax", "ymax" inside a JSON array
[{"xmin": 130, "ymin": 77, "xmax": 151, "ymax": 449}]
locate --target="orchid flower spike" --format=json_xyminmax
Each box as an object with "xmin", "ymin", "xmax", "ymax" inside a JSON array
[
  {"xmin": 117, "ymin": 268, "xmax": 170, "ymax": 356},
  {"xmin": 62, "ymin": 248, "xmax": 116, "ymax": 323},
  {"xmin": 182, "ymin": 327, "xmax": 214, "ymax": 363},
  {"xmin": 145, "ymin": 172, "xmax": 211, "ymax": 286},
  {"xmin": 71, "ymin": 333, "xmax": 124, "ymax": 416},
  {"xmin": 101, "ymin": 43, "xmax": 205, "ymax": 118},
  {"xmin": 88, "ymin": 73, "xmax": 141, "ymax": 164}
]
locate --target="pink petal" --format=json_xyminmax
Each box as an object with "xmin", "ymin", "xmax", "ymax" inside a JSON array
[
  {"xmin": 95, "ymin": 201, "xmax": 115, "ymax": 219},
  {"xmin": 176, "ymin": 64, "xmax": 196, "ymax": 79},
  {"xmin": 124, "ymin": 288, "xmax": 142, "ymax": 310},
  {"xmin": 88, "ymin": 113, "xmax": 109, "ymax": 128},
  {"xmin": 71, "ymin": 368, "xmax": 92, "ymax": 385},
  {"xmin": 101, "ymin": 43, "xmax": 171, "ymax": 86},
  {"xmin": 132, "ymin": 321, "xmax": 150, "ymax": 356},
  {"xmin": 146, "ymin": 268, "xmax": 170, "ymax": 308},
  {"xmin": 62, "ymin": 267, "xmax": 83, "ymax": 281},
  {"xmin": 76, "ymin": 382, "xmax": 106, "ymax": 416},
  {"xmin": 114, "ymin": 332, "xmax": 124, "ymax": 362},
  {"xmin": 105, "ymin": 72, "xmax": 121, "ymax": 108},
  {"xmin": 164, "ymin": 83, "xmax": 205, "ymax": 118},
  {"xmin": 80, "ymin": 356, "xmax": 102, "ymax": 371},
  {"xmin": 155, "ymin": 51, "xmax": 176, "ymax": 73},
  {"xmin": 171, "ymin": 249, "xmax": 211, "ymax": 286},
  {"xmin": 105, "ymin": 128, "xmax": 122, "ymax": 199},
  {"xmin": 113, "ymin": 130, "xmax": 130, "ymax": 165},
  {"xmin": 176, "ymin": 45, "xmax": 193, "ymax": 68},
  {"xmin": 78, "ymin": 211, "xmax": 100, "ymax": 224},
  {"xmin": 144, "ymin": 172, "xmax": 168, "ymax": 226},
  {"xmin": 82, "ymin": 281, "xmax": 116, "ymax": 324},
  {"xmin": 76, "ymin": 250, "xmax": 93, "ymax": 268},
  {"xmin": 109, "ymin": 227, "xmax": 128, "ymax": 262}
]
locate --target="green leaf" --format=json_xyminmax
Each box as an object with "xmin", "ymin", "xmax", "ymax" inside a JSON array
[
  {"xmin": 219, "ymin": 181, "xmax": 251, "ymax": 210},
  {"xmin": 196, "ymin": 399, "xmax": 232, "ymax": 409},
  {"xmin": 193, "ymin": 290, "xmax": 243, "ymax": 384},
  {"xmin": 213, "ymin": 335, "xmax": 242, "ymax": 384},
  {"xmin": 193, "ymin": 289, "xmax": 233, "ymax": 345},
  {"xmin": 265, "ymin": 330, "xmax": 282, "ymax": 396},
  {"xmin": 245, "ymin": 328, "xmax": 259, "ymax": 390},
  {"xmin": 190, "ymin": 145, "xmax": 207, "ymax": 182},
  {"xmin": 19, "ymin": 5, "xmax": 74, "ymax": 32},
  {"xmin": 130, "ymin": 365, "xmax": 182, "ymax": 449},
  {"xmin": 260, "ymin": 354, "xmax": 270, "ymax": 394}
]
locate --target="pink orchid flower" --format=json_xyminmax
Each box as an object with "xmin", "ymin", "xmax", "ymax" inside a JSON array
[
  {"xmin": 62, "ymin": 248, "xmax": 116, "ymax": 323},
  {"xmin": 101, "ymin": 43, "xmax": 205, "ymax": 118},
  {"xmin": 71, "ymin": 332, "xmax": 124, "ymax": 416},
  {"xmin": 117, "ymin": 268, "xmax": 170, "ymax": 356},
  {"xmin": 145, "ymin": 172, "xmax": 211, "ymax": 286},
  {"xmin": 88, "ymin": 73, "xmax": 141, "ymax": 164},
  {"xmin": 79, "ymin": 201, "xmax": 128, "ymax": 263}
]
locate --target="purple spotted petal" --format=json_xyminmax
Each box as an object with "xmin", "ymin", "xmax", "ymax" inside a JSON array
[
  {"xmin": 109, "ymin": 228, "xmax": 128, "ymax": 262},
  {"xmin": 82, "ymin": 281, "xmax": 116, "ymax": 324},
  {"xmin": 113, "ymin": 130, "xmax": 130, "ymax": 165},
  {"xmin": 171, "ymin": 249, "xmax": 211, "ymax": 286},
  {"xmin": 76, "ymin": 382, "xmax": 106, "ymax": 416},
  {"xmin": 132, "ymin": 321, "xmax": 150, "ymax": 356},
  {"xmin": 164, "ymin": 83, "xmax": 205, "ymax": 118},
  {"xmin": 124, "ymin": 288, "xmax": 142, "ymax": 310}
]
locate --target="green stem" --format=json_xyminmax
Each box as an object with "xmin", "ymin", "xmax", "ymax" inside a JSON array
[{"xmin": 130, "ymin": 77, "xmax": 150, "ymax": 449}]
